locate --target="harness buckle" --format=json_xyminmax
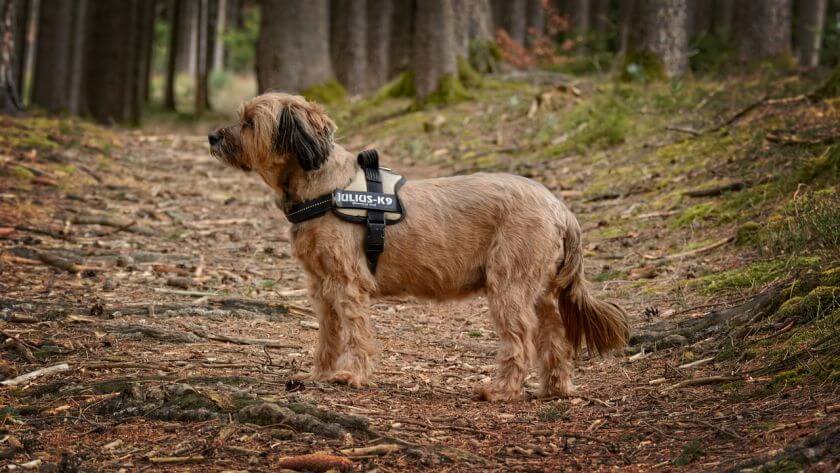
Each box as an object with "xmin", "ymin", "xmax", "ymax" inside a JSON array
[{"xmin": 365, "ymin": 221, "xmax": 386, "ymax": 252}]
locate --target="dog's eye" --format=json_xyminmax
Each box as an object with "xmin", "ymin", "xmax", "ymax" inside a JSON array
[{"xmin": 243, "ymin": 118, "xmax": 254, "ymax": 129}]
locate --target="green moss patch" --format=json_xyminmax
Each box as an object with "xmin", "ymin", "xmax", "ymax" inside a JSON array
[{"xmin": 300, "ymin": 79, "xmax": 347, "ymax": 105}]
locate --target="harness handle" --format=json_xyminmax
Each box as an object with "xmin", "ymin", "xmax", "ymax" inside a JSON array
[{"xmin": 358, "ymin": 150, "xmax": 385, "ymax": 274}]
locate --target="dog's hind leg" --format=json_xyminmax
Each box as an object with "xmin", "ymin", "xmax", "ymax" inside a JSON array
[
  {"xmin": 535, "ymin": 292, "xmax": 575, "ymax": 397},
  {"xmin": 477, "ymin": 283, "xmax": 539, "ymax": 402}
]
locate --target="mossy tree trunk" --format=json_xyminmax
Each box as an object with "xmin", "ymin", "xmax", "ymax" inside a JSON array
[
  {"xmin": 452, "ymin": 0, "xmax": 493, "ymax": 60},
  {"xmin": 366, "ymin": 0, "xmax": 393, "ymax": 92},
  {"xmin": 688, "ymin": 0, "xmax": 712, "ymax": 38},
  {"xmin": 499, "ymin": 0, "xmax": 526, "ymax": 44},
  {"xmin": 257, "ymin": 0, "xmax": 334, "ymax": 93},
  {"xmin": 412, "ymin": 0, "xmax": 464, "ymax": 102},
  {"xmin": 734, "ymin": 0, "xmax": 792, "ymax": 62},
  {"xmin": 795, "ymin": 0, "xmax": 826, "ymax": 68},
  {"xmin": 639, "ymin": 0, "xmax": 689, "ymax": 78},
  {"xmin": 0, "ymin": 0, "xmax": 24, "ymax": 112},
  {"xmin": 331, "ymin": 0, "xmax": 368, "ymax": 95},
  {"xmin": 388, "ymin": 0, "xmax": 413, "ymax": 77},
  {"xmin": 31, "ymin": 0, "xmax": 74, "ymax": 112}
]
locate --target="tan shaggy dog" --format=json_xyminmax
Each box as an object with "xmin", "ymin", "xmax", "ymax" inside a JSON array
[{"xmin": 208, "ymin": 93, "xmax": 630, "ymax": 401}]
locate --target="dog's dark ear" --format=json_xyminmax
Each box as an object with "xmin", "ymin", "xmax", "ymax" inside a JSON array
[{"xmin": 276, "ymin": 105, "xmax": 334, "ymax": 171}]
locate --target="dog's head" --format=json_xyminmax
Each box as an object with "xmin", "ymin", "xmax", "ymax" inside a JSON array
[{"xmin": 208, "ymin": 93, "xmax": 337, "ymax": 182}]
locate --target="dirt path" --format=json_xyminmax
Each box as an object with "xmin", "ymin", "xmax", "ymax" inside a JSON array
[{"xmin": 1, "ymin": 122, "xmax": 836, "ymax": 472}]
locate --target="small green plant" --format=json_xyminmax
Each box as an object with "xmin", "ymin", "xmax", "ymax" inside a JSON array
[
  {"xmin": 537, "ymin": 404, "xmax": 567, "ymax": 422},
  {"xmin": 468, "ymin": 330, "xmax": 483, "ymax": 338},
  {"xmin": 673, "ymin": 439, "xmax": 705, "ymax": 466}
]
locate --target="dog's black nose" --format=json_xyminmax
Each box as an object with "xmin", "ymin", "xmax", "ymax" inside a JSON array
[{"xmin": 208, "ymin": 132, "xmax": 222, "ymax": 147}]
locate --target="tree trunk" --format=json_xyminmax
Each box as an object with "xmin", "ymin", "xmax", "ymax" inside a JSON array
[
  {"xmin": 500, "ymin": 0, "xmax": 526, "ymax": 44},
  {"xmin": 31, "ymin": 0, "xmax": 74, "ymax": 112},
  {"xmin": 711, "ymin": 0, "xmax": 732, "ymax": 38},
  {"xmin": 734, "ymin": 0, "xmax": 791, "ymax": 61},
  {"xmin": 194, "ymin": 0, "xmax": 208, "ymax": 115},
  {"xmin": 388, "ymin": 0, "xmax": 413, "ymax": 76},
  {"xmin": 67, "ymin": 0, "xmax": 89, "ymax": 115},
  {"xmin": 412, "ymin": 0, "xmax": 458, "ymax": 99},
  {"xmin": 568, "ymin": 0, "xmax": 590, "ymax": 38},
  {"xmin": 84, "ymin": 0, "xmax": 139, "ymax": 123},
  {"xmin": 138, "ymin": 0, "xmax": 155, "ymax": 107},
  {"xmin": 453, "ymin": 0, "xmax": 493, "ymax": 58},
  {"xmin": 367, "ymin": 0, "xmax": 393, "ymax": 91},
  {"xmin": 525, "ymin": 0, "xmax": 544, "ymax": 45},
  {"xmin": 688, "ymin": 0, "xmax": 712, "ymax": 38},
  {"xmin": 177, "ymin": 0, "xmax": 196, "ymax": 74},
  {"xmin": 257, "ymin": 0, "xmax": 333, "ymax": 93},
  {"xmin": 591, "ymin": 0, "xmax": 610, "ymax": 34},
  {"xmin": 795, "ymin": 0, "xmax": 826, "ymax": 68},
  {"xmin": 639, "ymin": 0, "xmax": 688, "ymax": 78},
  {"xmin": 0, "ymin": 0, "xmax": 23, "ymax": 111},
  {"xmin": 331, "ymin": 0, "xmax": 367, "ymax": 94},
  {"xmin": 11, "ymin": 0, "xmax": 29, "ymax": 106},
  {"xmin": 165, "ymin": 0, "xmax": 181, "ymax": 110},
  {"xmin": 213, "ymin": 0, "xmax": 226, "ymax": 71},
  {"xmin": 618, "ymin": 0, "xmax": 638, "ymax": 55}
]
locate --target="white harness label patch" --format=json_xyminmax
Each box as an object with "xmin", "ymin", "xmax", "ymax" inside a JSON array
[{"xmin": 333, "ymin": 190, "xmax": 400, "ymax": 212}]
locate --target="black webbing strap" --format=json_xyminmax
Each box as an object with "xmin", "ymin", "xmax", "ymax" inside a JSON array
[
  {"xmin": 284, "ymin": 193, "xmax": 333, "ymax": 223},
  {"xmin": 358, "ymin": 149, "xmax": 385, "ymax": 274}
]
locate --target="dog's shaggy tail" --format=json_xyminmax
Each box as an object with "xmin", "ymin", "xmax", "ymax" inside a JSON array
[{"xmin": 555, "ymin": 217, "xmax": 630, "ymax": 356}]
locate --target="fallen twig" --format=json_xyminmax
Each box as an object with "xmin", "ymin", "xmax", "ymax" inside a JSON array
[
  {"xmin": 73, "ymin": 214, "xmax": 155, "ymax": 236},
  {"xmin": 184, "ymin": 323, "xmax": 298, "ymax": 349},
  {"xmin": 147, "ymin": 456, "xmax": 205, "ymax": 464},
  {"xmin": 341, "ymin": 444, "xmax": 401, "ymax": 457},
  {"xmin": 1, "ymin": 363, "xmax": 71, "ymax": 386},
  {"xmin": 663, "ymin": 375, "xmax": 742, "ymax": 391},
  {"xmin": 683, "ymin": 181, "xmax": 746, "ymax": 197},
  {"xmin": 660, "ymin": 236, "xmax": 734, "ymax": 261}
]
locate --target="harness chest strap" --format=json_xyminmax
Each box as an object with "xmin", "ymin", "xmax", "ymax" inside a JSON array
[{"xmin": 283, "ymin": 149, "xmax": 404, "ymax": 274}]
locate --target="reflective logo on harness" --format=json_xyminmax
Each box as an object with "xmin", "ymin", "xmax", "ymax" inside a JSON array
[{"xmin": 333, "ymin": 190, "xmax": 400, "ymax": 212}]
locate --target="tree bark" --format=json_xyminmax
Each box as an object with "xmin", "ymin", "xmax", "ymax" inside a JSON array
[
  {"xmin": 711, "ymin": 0, "xmax": 732, "ymax": 38},
  {"xmin": 591, "ymin": 0, "xmax": 609, "ymax": 34},
  {"xmin": 331, "ymin": 0, "xmax": 367, "ymax": 94},
  {"xmin": 0, "ymin": 0, "xmax": 23, "ymax": 111},
  {"xmin": 177, "ymin": 0, "xmax": 196, "ymax": 74},
  {"xmin": 138, "ymin": 0, "xmax": 155, "ymax": 106},
  {"xmin": 688, "ymin": 0, "xmax": 712, "ymax": 38},
  {"xmin": 165, "ymin": 0, "xmax": 182, "ymax": 110},
  {"xmin": 31, "ymin": 0, "xmax": 74, "ymax": 112},
  {"xmin": 213, "ymin": 0, "xmax": 226, "ymax": 71},
  {"xmin": 11, "ymin": 0, "xmax": 29, "ymax": 106},
  {"xmin": 412, "ymin": 0, "xmax": 457, "ymax": 99},
  {"xmin": 795, "ymin": 0, "xmax": 826, "ymax": 68},
  {"xmin": 525, "ymin": 0, "xmax": 544, "ymax": 45},
  {"xmin": 734, "ymin": 0, "xmax": 791, "ymax": 61},
  {"xmin": 639, "ymin": 0, "xmax": 689, "ymax": 78},
  {"xmin": 388, "ymin": 0, "xmax": 413, "ymax": 76},
  {"xmin": 568, "ymin": 0, "xmax": 590, "ymax": 37},
  {"xmin": 453, "ymin": 0, "xmax": 493, "ymax": 58},
  {"xmin": 257, "ymin": 0, "xmax": 333, "ymax": 93},
  {"xmin": 194, "ymin": 0, "xmax": 208, "ymax": 115},
  {"xmin": 84, "ymin": 0, "xmax": 140, "ymax": 123},
  {"xmin": 499, "ymin": 0, "xmax": 526, "ymax": 44},
  {"xmin": 367, "ymin": 0, "xmax": 393, "ymax": 91},
  {"xmin": 67, "ymin": 0, "xmax": 88, "ymax": 115},
  {"xmin": 618, "ymin": 0, "xmax": 638, "ymax": 55}
]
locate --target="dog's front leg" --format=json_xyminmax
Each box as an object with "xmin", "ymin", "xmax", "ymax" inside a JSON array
[
  {"xmin": 322, "ymin": 279, "xmax": 375, "ymax": 388},
  {"xmin": 309, "ymin": 277, "xmax": 344, "ymax": 379}
]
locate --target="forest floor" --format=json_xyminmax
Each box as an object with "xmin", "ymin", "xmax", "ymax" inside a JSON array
[{"xmin": 0, "ymin": 69, "xmax": 838, "ymax": 472}]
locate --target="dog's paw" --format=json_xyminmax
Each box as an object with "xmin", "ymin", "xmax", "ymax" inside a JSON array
[
  {"xmin": 475, "ymin": 385, "xmax": 524, "ymax": 402},
  {"xmin": 325, "ymin": 371, "xmax": 369, "ymax": 389}
]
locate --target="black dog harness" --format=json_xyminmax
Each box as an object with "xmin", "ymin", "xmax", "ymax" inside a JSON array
[{"xmin": 284, "ymin": 150, "xmax": 405, "ymax": 273}]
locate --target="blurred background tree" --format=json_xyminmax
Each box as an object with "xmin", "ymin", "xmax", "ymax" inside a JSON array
[{"xmin": 0, "ymin": 0, "xmax": 838, "ymax": 124}]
